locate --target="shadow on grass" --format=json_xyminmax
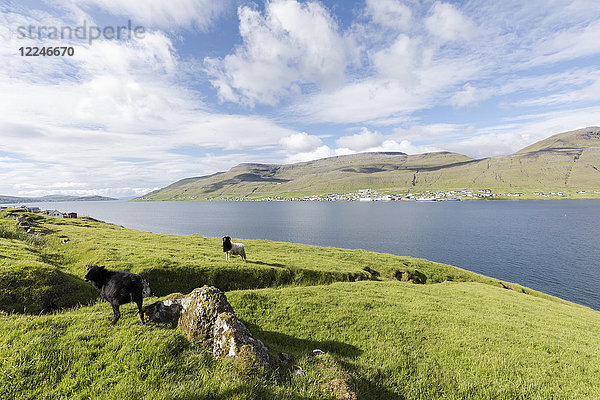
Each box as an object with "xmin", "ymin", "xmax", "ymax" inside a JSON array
[
  {"xmin": 38, "ymin": 252, "xmax": 65, "ymax": 268},
  {"xmin": 140, "ymin": 265, "xmax": 295, "ymax": 295},
  {"xmin": 245, "ymin": 322, "xmax": 362, "ymax": 359},
  {"xmin": 247, "ymin": 325, "xmax": 406, "ymax": 399},
  {"xmin": 246, "ymin": 260, "xmax": 286, "ymax": 268},
  {"xmin": 194, "ymin": 387, "xmax": 315, "ymax": 400}
]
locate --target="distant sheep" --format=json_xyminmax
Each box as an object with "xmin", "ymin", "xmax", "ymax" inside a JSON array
[
  {"xmin": 222, "ymin": 236, "xmax": 246, "ymax": 262},
  {"xmin": 84, "ymin": 265, "xmax": 151, "ymax": 325}
]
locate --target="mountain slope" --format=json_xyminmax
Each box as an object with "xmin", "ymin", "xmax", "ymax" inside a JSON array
[{"xmin": 139, "ymin": 127, "xmax": 600, "ymax": 200}]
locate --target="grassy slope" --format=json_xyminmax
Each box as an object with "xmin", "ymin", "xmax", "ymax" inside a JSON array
[
  {"xmin": 229, "ymin": 282, "xmax": 600, "ymax": 399},
  {"xmin": 140, "ymin": 127, "xmax": 600, "ymax": 200},
  {"xmin": 1, "ymin": 209, "xmax": 599, "ymax": 399}
]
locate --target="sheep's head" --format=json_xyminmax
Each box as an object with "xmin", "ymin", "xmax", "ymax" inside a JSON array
[
  {"xmin": 84, "ymin": 264, "xmax": 106, "ymax": 283},
  {"xmin": 222, "ymin": 236, "xmax": 232, "ymax": 252}
]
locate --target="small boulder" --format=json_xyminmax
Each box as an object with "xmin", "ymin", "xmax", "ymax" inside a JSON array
[
  {"xmin": 16, "ymin": 221, "xmax": 31, "ymax": 229},
  {"xmin": 144, "ymin": 299, "xmax": 181, "ymax": 327},
  {"xmin": 277, "ymin": 352, "xmax": 292, "ymax": 365},
  {"xmin": 213, "ymin": 311, "xmax": 270, "ymax": 368},
  {"xmin": 310, "ymin": 349, "xmax": 326, "ymax": 356}
]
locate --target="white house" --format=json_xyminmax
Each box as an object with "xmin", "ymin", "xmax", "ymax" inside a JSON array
[{"xmin": 46, "ymin": 210, "xmax": 64, "ymax": 217}]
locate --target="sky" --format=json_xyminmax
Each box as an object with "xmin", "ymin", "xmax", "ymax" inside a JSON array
[{"xmin": 1, "ymin": 0, "xmax": 599, "ymax": 198}]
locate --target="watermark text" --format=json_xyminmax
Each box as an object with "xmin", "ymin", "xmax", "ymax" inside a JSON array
[{"xmin": 17, "ymin": 20, "xmax": 145, "ymax": 45}]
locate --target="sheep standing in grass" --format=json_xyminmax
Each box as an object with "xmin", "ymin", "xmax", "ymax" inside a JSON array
[
  {"xmin": 84, "ymin": 265, "xmax": 150, "ymax": 325},
  {"xmin": 222, "ymin": 236, "xmax": 246, "ymax": 262}
]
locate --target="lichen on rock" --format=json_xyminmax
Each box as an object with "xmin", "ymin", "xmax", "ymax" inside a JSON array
[
  {"xmin": 213, "ymin": 311, "xmax": 270, "ymax": 368},
  {"xmin": 178, "ymin": 286, "xmax": 235, "ymax": 342}
]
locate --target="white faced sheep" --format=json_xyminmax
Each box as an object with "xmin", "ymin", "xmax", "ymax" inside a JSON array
[{"xmin": 222, "ymin": 236, "xmax": 246, "ymax": 262}]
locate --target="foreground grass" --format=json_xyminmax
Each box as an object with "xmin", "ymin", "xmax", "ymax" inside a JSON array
[
  {"xmin": 0, "ymin": 303, "xmax": 321, "ymax": 400},
  {"xmin": 0, "ymin": 281, "xmax": 598, "ymax": 399},
  {"xmin": 229, "ymin": 281, "xmax": 600, "ymax": 399}
]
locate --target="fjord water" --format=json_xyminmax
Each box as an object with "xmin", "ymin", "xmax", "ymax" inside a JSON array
[{"xmin": 24, "ymin": 199, "xmax": 600, "ymax": 310}]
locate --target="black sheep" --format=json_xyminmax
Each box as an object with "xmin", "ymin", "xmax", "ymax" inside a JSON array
[{"xmin": 84, "ymin": 265, "xmax": 147, "ymax": 325}]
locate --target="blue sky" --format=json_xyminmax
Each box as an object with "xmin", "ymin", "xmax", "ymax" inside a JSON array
[{"xmin": 1, "ymin": 0, "xmax": 599, "ymax": 197}]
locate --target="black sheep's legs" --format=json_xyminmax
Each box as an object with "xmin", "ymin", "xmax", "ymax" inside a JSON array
[
  {"xmin": 136, "ymin": 299, "xmax": 145, "ymax": 324},
  {"xmin": 111, "ymin": 303, "xmax": 121, "ymax": 325}
]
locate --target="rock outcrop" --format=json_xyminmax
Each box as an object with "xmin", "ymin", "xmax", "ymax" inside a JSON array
[
  {"xmin": 394, "ymin": 269, "xmax": 427, "ymax": 284},
  {"xmin": 144, "ymin": 286, "xmax": 269, "ymax": 368},
  {"xmin": 178, "ymin": 286, "xmax": 235, "ymax": 342}
]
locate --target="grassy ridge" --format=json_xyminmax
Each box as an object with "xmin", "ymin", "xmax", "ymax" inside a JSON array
[
  {"xmin": 1, "ymin": 208, "xmax": 599, "ymax": 399},
  {"xmin": 1, "ymin": 208, "xmax": 547, "ymax": 313}
]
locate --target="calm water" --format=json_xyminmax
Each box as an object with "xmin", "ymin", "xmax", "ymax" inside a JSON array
[{"xmin": 13, "ymin": 199, "xmax": 600, "ymax": 310}]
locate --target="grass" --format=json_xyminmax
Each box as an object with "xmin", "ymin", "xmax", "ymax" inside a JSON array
[
  {"xmin": 1, "ymin": 208, "xmax": 599, "ymax": 399},
  {"xmin": 228, "ymin": 281, "xmax": 600, "ymax": 399}
]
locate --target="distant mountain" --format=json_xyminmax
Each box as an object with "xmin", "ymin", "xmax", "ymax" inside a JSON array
[
  {"xmin": 138, "ymin": 127, "xmax": 600, "ymax": 200},
  {"xmin": 0, "ymin": 195, "xmax": 117, "ymax": 204}
]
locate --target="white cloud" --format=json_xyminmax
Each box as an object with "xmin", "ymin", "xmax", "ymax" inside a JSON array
[
  {"xmin": 449, "ymin": 83, "xmax": 490, "ymax": 108},
  {"xmin": 2, "ymin": 0, "xmax": 600, "ymax": 197},
  {"xmin": 284, "ymin": 145, "xmax": 354, "ymax": 164},
  {"xmin": 73, "ymin": 0, "xmax": 231, "ymax": 30},
  {"xmin": 424, "ymin": 2, "xmax": 477, "ymax": 43},
  {"xmin": 280, "ymin": 132, "xmax": 322, "ymax": 153},
  {"xmin": 295, "ymin": 54, "xmax": 481, "ymax": 124},
  {"xmin": 336, "ymin": 128, "xmax": 384, "ymax": 150},
  {"xmin": 370, "ymin": 34, "xmax": 419, "ymax": 84},
  {"xmin": 443, "ymin": 133, "xmax": 524, "ymax": 159},
  {"xmin": 527, "ymin": 19, "xmax": 600, "ymax": 67},
  {"xmin": 205, "ymin": 0, "xmax": 354, "ymax": 106},
  {"xmin": 514, "ymin": 76, "xmax": 600, "ymax": 107},
  {"xmin": 363, "ymin": 139, "xmax": 441, "ymax": 155},
  {"xmin": 365, "ymin": 0, "xmax": 412, "ymax": 30}
]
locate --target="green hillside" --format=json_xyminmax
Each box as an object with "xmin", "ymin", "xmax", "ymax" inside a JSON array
[
  {"xmin": 1, "ymin": 209, "xmax": 599, "ymax": 399},
  {"xmin": 138, "ymin": 127, "xmax": 600, "ymax": 200}
]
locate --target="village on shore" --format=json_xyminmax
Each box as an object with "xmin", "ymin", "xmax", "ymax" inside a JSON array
[
  {"xmin": 0, "ymin": 205, "xmax": 78, "ymax": 217},
  {"xmin": 214, "ymin": 188, "xmax": 600, "ymax": 202}
]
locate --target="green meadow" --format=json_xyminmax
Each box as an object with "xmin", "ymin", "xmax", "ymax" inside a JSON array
[{"xmin": 1, "ymin": 208, "xmax": 599, "ymax": 399}]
